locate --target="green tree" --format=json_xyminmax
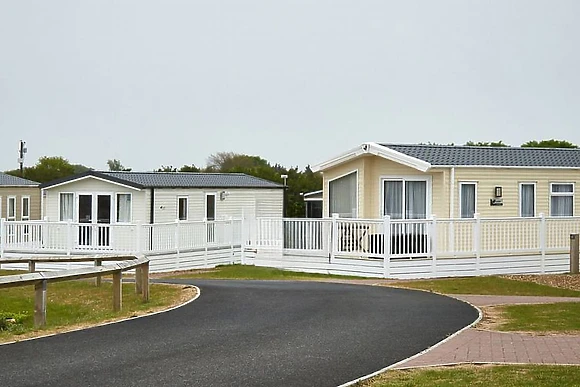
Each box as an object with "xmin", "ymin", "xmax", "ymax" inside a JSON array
[
  {"xmin": 520, "ymin": 139, "xmax": 578, "ymax": 148},
  {"xmin": 464, "ymin": 140, "xmax": 509, "ymax": 147},
  {"xmin": 107, "ymin": 159, "xmax": 131, "ymax": 171},
  {"xmin": 204, "ymin": 152, "xmax": 322, "ymax": 217},
  {"xmin": 179, "ymin": 164, "xmax": 201, "ymax": 172},
  {"xmin": 6, "ymin": 156, "xmax": 77, "ymax": 183},
  {"xmin": 157, "ymin": 165, "xmax": 177, "ymax": 172}
]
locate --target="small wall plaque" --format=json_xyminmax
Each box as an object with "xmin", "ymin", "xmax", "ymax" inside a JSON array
[{"xmin": 490, "ymin": 198, "xmax": 503, "ymax": 206}]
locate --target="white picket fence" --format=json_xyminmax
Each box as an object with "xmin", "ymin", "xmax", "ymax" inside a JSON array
[{"xmin": 1, "ymin": 214, "xmax": 578, "ymax": 278}]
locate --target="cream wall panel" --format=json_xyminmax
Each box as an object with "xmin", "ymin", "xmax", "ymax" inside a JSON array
[
  {"xmin": 453, "ymin": 168, "xmax": 580, "ymax": 217},
  {"xmin": 0, "ymin": 187, "xmax": 41, "ymax": 220},
  {"xmin": 42, "ymin": 177, "xmax": 147, "ymax": 223},
  {"xmin": 154, "ymin": 188, "xmax": 283, "ymax": 222}
]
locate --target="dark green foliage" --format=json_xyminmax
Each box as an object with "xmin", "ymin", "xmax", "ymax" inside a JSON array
[
  {"xmin": 0, "ymin": 311, "xmax": 28, "ymax": 331},
  {"xmin": 464, "ymin": 140, "xmax": 510, "ymax": 147},
  {"xmin": 5, "ymin": 156, "xmax": 80, "ymax": 183},
  {"xmin": 520, "ymin": 139, "xmax": 578, "ymax": 148}
]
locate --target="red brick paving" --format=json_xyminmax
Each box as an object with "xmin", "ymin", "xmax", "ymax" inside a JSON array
[{"xmin": 393, "ymin": 294, "xmax": 580, "ymax": 368}]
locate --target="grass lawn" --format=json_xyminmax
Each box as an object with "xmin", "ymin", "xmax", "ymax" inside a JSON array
[
  {"xmin": 391, "ymin": 276, "xmax": 580, "ymax": 297},
  {"xmin": 0, "ymin": 279, "xmax": 192, "ymax": 343},
  {"xmin": 494, "ymin": 302, "xmax": 580, "ymax": 333},
  {"xmin": 164, "ymin": 264, "xmax": 365, "ymax": 280},
  {"xmin": 0, "ymin": 269, "xmax": 27, "ymax": 276},
  {"xmin": 361, "ymin": 365, "xmax": 580, "ymax": 387}
]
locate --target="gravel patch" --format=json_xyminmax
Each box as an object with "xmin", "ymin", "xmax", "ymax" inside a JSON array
[{"xmin": 502, "ymin": 274, "xmax": 580, "ymax": 292}]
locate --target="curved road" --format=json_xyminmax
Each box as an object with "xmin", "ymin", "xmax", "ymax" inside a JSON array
[{"xmin": 0, "ymin": 280, "xmax": 477, "ymax": 386}]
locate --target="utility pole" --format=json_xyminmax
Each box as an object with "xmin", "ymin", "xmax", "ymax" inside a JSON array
[{"xmin": 18, "ymin": 140, "xmax": 27, "ymax": 177}]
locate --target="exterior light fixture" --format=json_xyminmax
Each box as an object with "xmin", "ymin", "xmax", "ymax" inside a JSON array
[{"xmin": 494, "ymin": 186, "xmax": 503, "ymax": 198}]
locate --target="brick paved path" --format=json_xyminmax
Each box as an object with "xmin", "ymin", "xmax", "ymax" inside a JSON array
[{"xmin": 393, "ymin": 294, "xmax": 580, "ymax": 368}]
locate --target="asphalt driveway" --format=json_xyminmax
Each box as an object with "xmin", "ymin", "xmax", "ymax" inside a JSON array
[{"xmin": 0, "ymin": 280, "xmax": 478, "ymax": 386}]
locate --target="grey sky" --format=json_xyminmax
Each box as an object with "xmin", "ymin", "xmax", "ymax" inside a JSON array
[{"xmin": 1, "ymin": 1, "xmax": 579, "ymax": 172}]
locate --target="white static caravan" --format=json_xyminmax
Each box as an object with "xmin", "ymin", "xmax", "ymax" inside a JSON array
[{"xmin": 40, "ymin": 171, "xmax": 284, "ymax": 224}]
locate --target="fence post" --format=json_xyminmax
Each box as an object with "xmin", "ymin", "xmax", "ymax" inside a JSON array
[
  {"xmin": 34, "ymin": 280, "xmax": 47, "ymax": 327},
  {"xmin": 229, "ymin": 217, "xmax": 235, "ymax": 263},
  {"xmin": 330, "ymin": 214, "xmax": 339, "ymax": 264},
  {"xmin": 571, "ymin": 234, "xmax": 579, "ymax": 274},
  {"xmin": 174, "ymin": 219, "xmax": 181, "ymax": 269},
  {"xmin": 539, "ymin": 213, "xmax": 546, "ymax": 273},
  {"xmin": 66, "ymin": 220, "xmax": 73, "ymax": 256},
  {"xmin": 204, "ymin": 218, "xmax": 209, "ymax": 267},
  {"xmin": 95, "ymin": 258, "xmax": 102, "ymax": 287},
  {"xmin": 135, "ymin": 221, "xmax": 143, "ymax": 255},
  {"xmin": 141, "ymin": 261, "xmax": 150, "ymax": 301},
  {"xmin": 474, "ymin": 213, "xmax": 481, "ymax": 274},
  {"xmin": 240, "ymin": 210, "xmax": 246, "ymax": 265},
  {"xmin": 383, "ymin": 215, "xmax": 391, "ymax": 278},
  {"xmin": 112, "ymin": 271, "xmax": 122, "ymax": 312},
  {"xmin": 0, "ymin": 218, "xmax": 5, "ymax": 259},
  {"xmin": 430, "ymin": 215, "xmax": 437, "ymax": 278}
]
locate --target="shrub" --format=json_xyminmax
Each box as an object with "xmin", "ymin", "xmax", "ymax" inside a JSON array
[{"xmin": 0, "ymin": 311, "xmax": 28, "ymax": 331}]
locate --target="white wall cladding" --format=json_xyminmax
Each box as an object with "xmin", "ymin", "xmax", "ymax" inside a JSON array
[{"xmin": 42, "ymin": 177, "xmax": 147, "ymax": 223}]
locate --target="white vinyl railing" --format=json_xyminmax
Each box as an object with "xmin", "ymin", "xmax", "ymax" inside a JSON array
[
  {"xmin": 248, "ymin": 213, "xmax": 580, "ymax": 260},
  {"xmin": 0, "ymin": 218, "xmax": 242, "ymax": 256}
]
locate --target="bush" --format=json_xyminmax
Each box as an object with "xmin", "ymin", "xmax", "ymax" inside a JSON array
[{"xmin": 0, "ymin": 311, "xmax": 28, "ymax": 331}]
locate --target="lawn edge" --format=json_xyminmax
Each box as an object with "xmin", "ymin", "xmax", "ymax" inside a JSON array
[{"xmin": 0, "ymin": 284, "xmax": 201, "ymax": 347}]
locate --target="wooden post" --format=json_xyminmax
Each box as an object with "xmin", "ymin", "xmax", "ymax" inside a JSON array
[
  {"xmin": 28, "ymin": 260, "xmax": 36, "ymax": 272},
  {"xmin": 539, "ymin": 213, "xmax": 546, "ymax": 273},
  {"xmin": 474, "ymin": 213, "xmax": 481, "ymax": 274},
  {"xmin": 430, "ymin": 215, "xmax": 437, "ymax": 277},
  {"xmin": 34, "ymin": 280, "xmax": 47, "ymax": 327},
  {"xmin": 135, "ymin": 266, "xmax": 143, "ymax": 294},
  {"xmin": 141, "ymin": 262, "xmax": 149, "ymax": 301},
  {"xmin": 112, "ymin": 271, "xmax": 122, "ymax": 312},
  {"xmin": 571, "ymin": 234, "xmax": 579, "ymax": 274},
  {"xmin": 0, "ymin": 218, "xmax": 5, "ymax": 259},
  {"xmin": 330, "ymin": 214, "xmax": 339, "ymax": 264},
  {"xmin": 95, "ymin": 259, "xmax": 102, "ymax": 287}
]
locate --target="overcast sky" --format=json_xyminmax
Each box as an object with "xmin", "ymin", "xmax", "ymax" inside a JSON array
[{"xmin": 1, "ymin": 1, "xmax": 579, "ymax": 172}]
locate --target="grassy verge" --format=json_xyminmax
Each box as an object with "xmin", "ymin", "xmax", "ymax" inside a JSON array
[
  {"xmin": 0, "ymin": 279, "xmax": 193, "ymax": 343},
  {"xmin": 163, "ymin": 264, "xmax": 365, "ymax": 280},
  {"xmin": 0, "ymin": 269, "xmax": 27, "ymax": 276},
  {"xmin": 492, "ymin": 302, "xmax": 580, "ymax": 333},
  {"xmin": 360, "ymin": 365, "xmax": 580, "ymax": 387},
  {"xmin": 390, "ymin": 276, "xmax": 580, "ymax": 297}
]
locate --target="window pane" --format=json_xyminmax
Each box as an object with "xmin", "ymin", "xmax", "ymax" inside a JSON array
[
  {"xmin": 60, "ymin": 193, "xmax": 74, "ymax": 221},
  {"xmin": 22, "ymin": 197, "xmax": 30, "ymax": 218},
  {"xmin": 329, "ymin": 172, "xmax": 357, "ymax": 218},
  {"xmin": 178, "ymin": 198, "xmax": 188, "ymax": 220},
  {"xmin": 8, "ymin": 198, "xmax": 16, "ymax": 219},
  {"xmin": 405, "ymin": 181, "xmax": 427, "ymax": 219},
  {"xmin": 206, "ymin": 194, "xmax": 216, "ymax": 220},
  {"xmin": 384, "ymin": 181, "xmax": 403, "ymax": 219},
  {"xmin": 116, "ymin": 194, "xmax": 132, "ymax": 222},
  {"xmin": 551, "ymin": 196, "xmax": 573, "ymax": 216},
  {"xmin": 460, "ymin": 184, "xmax": 476, "ymax": 218},
  {"xmin": 552, "ymin": 184, "xmax": 573, "ymax": 193},
  {"xmin": 520, "ymin": 184, "xmax": 535, "ymax": 217}
]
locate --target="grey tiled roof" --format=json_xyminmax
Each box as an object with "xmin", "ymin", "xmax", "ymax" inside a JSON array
[
  {"xmin": 381, "ymin": 144, "xmax": 580, "ymax": 168},
  {"xmin": 101, "ymin": 171, "xmax": 282, "ymax": 188},
  {"xmin": 0, "ymin": 172, "xmax": 39, "ymax": 186}
]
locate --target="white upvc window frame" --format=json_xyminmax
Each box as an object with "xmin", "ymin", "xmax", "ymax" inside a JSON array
[
  {"xmin": 21, "ymin": 196, "xmax": 30, "ymax": 221},
  {"xmin": 115, "ymin": 193, "xmax": 133, "ymax": 223},
  {"xmin": 327, "ymin": 169, "xmax": 359, "ymax": 218},
  {"xmin": 549, "ymin": 182, "xmax": 574, "ymax": 217},
  {"xmin": 459, "ymin": 181, "xmax": 478, "ymax": 219},
  {"xmin": 177, "ymin": 196, "xmax": 188, "ymax": 221},
  {"xmin": 205, "ymin": 192, "xmax": 217, "ymax": 221},
  {"xmin": 59, "ymin": 192, "xmax": 75, "ymax": 222},
  {"xmin": 380, "ymin": 175, "xmax": 432, "ymax": 219},
  {"xmin": 519, "ymin": 182, "xmax": 536, "ymax": 218},
  {"xmin": 7, "ymin": 196, "xmax": 16, "ymax": 221}
]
